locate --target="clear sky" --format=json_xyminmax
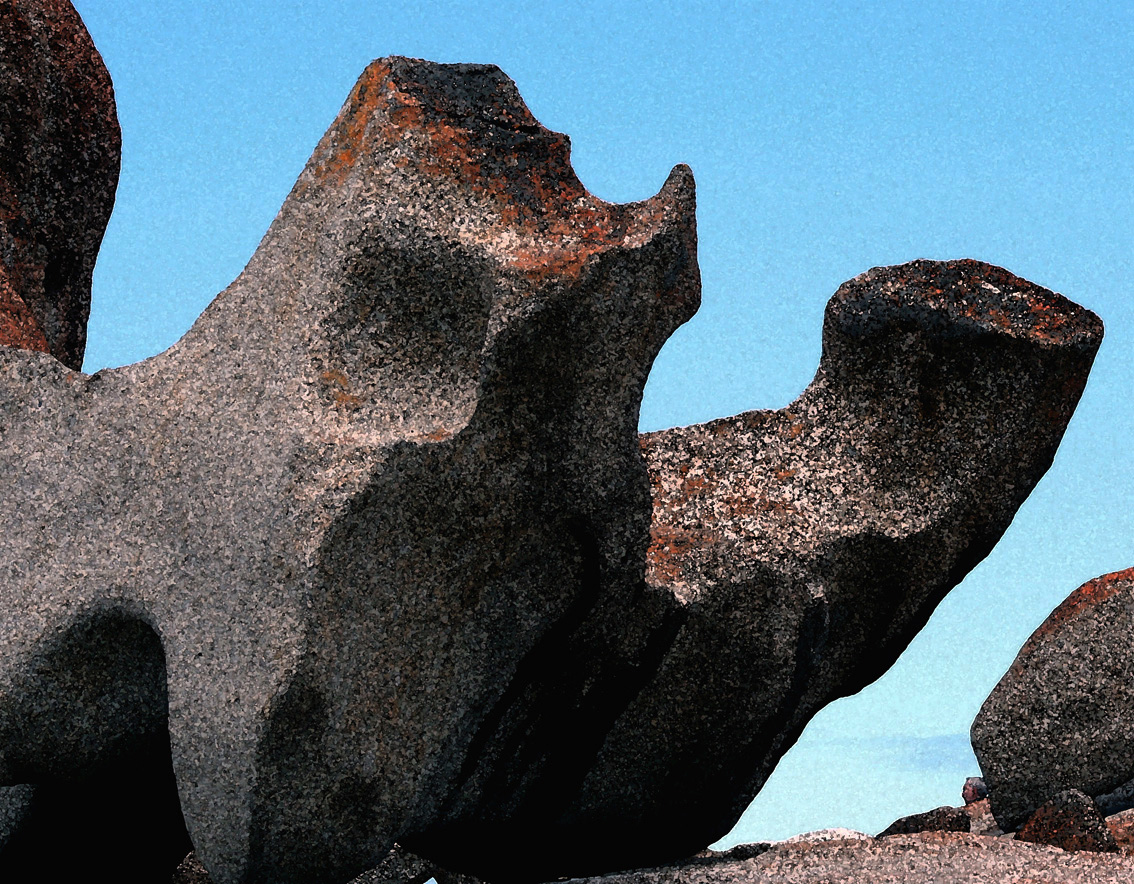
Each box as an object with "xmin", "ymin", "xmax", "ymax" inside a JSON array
[{"xmin": 72, "ymin": 0, "xmax": 1132, "ymax": 843}]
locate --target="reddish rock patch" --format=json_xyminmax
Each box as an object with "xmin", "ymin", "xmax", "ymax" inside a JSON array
[
  {"xmin": 0, "ymin": 0, "xmax": 120, "ymax": 368},
  {"xmin": 1016, "ymin": 790, "xmax": 1118, "ymax": 853}
]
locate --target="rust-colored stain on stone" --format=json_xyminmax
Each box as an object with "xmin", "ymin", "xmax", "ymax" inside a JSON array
[
  {"xmin": 0, "ymin": 274, "xmax": 49, "ymax": 355},
  {"xmin": 1024, "ymin": 568, "xmax": 1134, "ymax": 648},
  {"xmin": 305, "ymin": 57, "xmax": 688, "ymax": 285}
]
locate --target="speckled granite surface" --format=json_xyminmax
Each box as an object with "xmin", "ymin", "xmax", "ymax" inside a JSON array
[
  {"xmin": 0, "ymin": 48, "xmax": 698, "ymax": 884},
  {"xmin": 973, "ymin": 568, "xmax": 1134, "ymax": 831},
  {"xmin": 561, "ymin": 833, "xmax": 1134, "ymax": 884},
  {"xmin": 0, "ymin": 4, "xmax": 1108, "ymax": 884},
  {"xmin": 0, "ymin": 0, "xmax": 119, "ymax": 368}
]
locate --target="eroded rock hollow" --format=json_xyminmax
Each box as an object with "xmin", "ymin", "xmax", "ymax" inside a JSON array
[{"xmin": 0, "ymin": 3, "xmax": 1104, "ymax": 883}]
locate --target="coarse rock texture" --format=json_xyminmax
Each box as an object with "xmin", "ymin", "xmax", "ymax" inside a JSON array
[
  {"xmin": 964, "ymin": 799, "xmax": 1004, "ymax": 837},
  {"xmin": 0, "ymin": 0, "xmax": 120, "ymax": 368},
  {"xmin": 409, "ymin": 259, "xmax": 1103, "ymax": 880},
  {"xmin": 556, "ymin": 833, "xmax": 1134, "ymax": 884},
  {"xmin": 1105, "ymin": 808, "xmax": 1134, "ymax": 852},
  {"xmin": 972, "ymin": 568, "xmax": 1134, "ymax": 831},
  {"xmin": 1014, "ymin": 790, "xmax": 1118, "ymax": 853},
  {"xmin": 0, "ymin": 12, "xmax": 1107, "ymax": 884},
  {"xmin": 877, "ymin": 805, "xmax": 971, "ymax": 837},
  {"xmin": 0, "ymin": 55, "xmax": 698, "ymax": 884}
]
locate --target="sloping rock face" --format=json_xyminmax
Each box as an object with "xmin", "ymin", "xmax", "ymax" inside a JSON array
[
  {"xmin": 408, "ymin": 260, "xmax": 1103, "ymax": 880},
  {"xmin": 0, "ymin": 55, "xmax": 697, "ymax": 884},
  {"xmin": 0, "ymin": 0, "xmax": 120, "ymax": 368},
  {"xmin": 0, "ymin": 9, "xmax": 1107, "ymax": 884},
  {"xmin": 972, "ymin": 568, "xmax": 1134, "ymax": 832},
  {"xmin": 557, "ymin": 833, "xmax": 1134, "ymax": 884}
]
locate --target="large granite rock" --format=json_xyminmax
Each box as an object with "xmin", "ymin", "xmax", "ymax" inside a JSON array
[
  {"xmin": 0, "ymin": 9, "xmax": 1106, "ymax": 883},
  {"xmin": 408, "ymin": 260, "xmax": 1103, "ymax": 879},
  {"xmin": 0, "ymin": 0, "xmax": 120, "ymax": 368},
  {"xmin": 972, "ymin": 568, "xmax": 1134, "ymax": 832},
  {"xmin": 0, "ymin": 55, "xmax": 697, "ymax": 884}
]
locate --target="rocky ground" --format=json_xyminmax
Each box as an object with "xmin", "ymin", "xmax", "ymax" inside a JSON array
[{"xmin": 168, "ymin": 794, "xmax": 1134, "ymax": 884}]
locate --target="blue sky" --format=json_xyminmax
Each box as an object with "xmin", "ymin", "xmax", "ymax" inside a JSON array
[{"xmin": 72, "ymin": 1, "xmax": 1132, "ymax": 842}]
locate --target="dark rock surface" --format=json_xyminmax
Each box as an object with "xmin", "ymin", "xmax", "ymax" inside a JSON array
[
  {"xmin": 410, "ymin": 259, "xmax": 1103, "ymax": 879},
  {"xmin": 1015, "ymin": 789, "xmax": 1118, "ymax": 853},
  {"xmin": 559, "ymin": 833, "xmax": 1134, "ymax": 884},
  {"xmin": 878, "ymin": 805, "xmax": 971, "ymax": 837},
  {"xmin": 0, "ymin": 54, "xmax": 696, "ymax": 884},
  {"xmin": 0, "ymin": 0, "xmax": 120, "ymax": 368},
  {"xmin": 972, "ymin": 568, "xmax": 1134, "ymax": 831},
  {"xmin": 0, "ymin": 8, "xmax": 1107, "ymax": 884}
]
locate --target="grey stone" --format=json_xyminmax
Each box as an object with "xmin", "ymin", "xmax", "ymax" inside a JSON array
[
  {"xmin": 555, "ymin": 833, "xmax": 1134, "ymax": 884},
  {"xmin": 972, "ymin": 568, "xmax": 1134, "ymax": 831},
  {"xmin": 0, "ymin": 56, "xmax": 697, "ymax": 884},
  {"xmin": 0, "ymin": 16, "xmax": 1106, "ymax": 884},
  {"xmin": 0, "ymin": 0, "xmax": 120, "ymax": 368},
  {"xmin": 1014, "ymin": 789, "xmax": 1118, "ymax": 853},
  {"xmin": 408, "ymin": 260, "xmax": 1103, "ymax": 879},
  {"xmin": 878, "ymin": 805, "xmax": 971, "ymax": 837}
]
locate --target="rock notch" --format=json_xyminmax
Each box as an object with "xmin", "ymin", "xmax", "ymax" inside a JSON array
[
  {"xmin": 973, "ymin": 568, "xmax": 1134, "ymax": 831},
  {"xmin": 0, "ymin": 0, "xmax": 120, "ymax": 369}
]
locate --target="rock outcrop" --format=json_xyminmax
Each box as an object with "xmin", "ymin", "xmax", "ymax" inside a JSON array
[
  {"xmin": 1014, "ymin": 789, "xmax": 1118, "ymax": 853},
  {"xmin": 409, "ymin": 260, "xmax": 1103, "ymax": 879},
  {"xmin": 0, "ymin": 0, "xmax": 120, "ymax": 368},
  {"xmin": 0, "ymin": 48, "xmax": 697, "ymax": 884},
  {"xmin": 878, "ymin": 805, "xmax": 971, "ymax": 837},
  {"xmin": 555, "ymin": 833, "xmax": 1134, "ymax": 884},
  {"xmin": 0, "ymin": 5, "xmax": 1106, "ymax": 884},
  {"xmin": 972, "ymin": 568, "xmax": 1134, "ymax": 832}
]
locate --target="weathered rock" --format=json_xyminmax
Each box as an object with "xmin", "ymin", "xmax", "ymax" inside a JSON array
[
  {"xmin": 0, "ymin": 56, "xmax": 697, "ymax": 884},
  {"xmin": 559, "ymin": 833, "xmax": 1134, "ymax": 884},
  {"xmin": 408, "ymin": 260, "xmax": 1103, "ymax": 879},
  {"xmin": 1105, "ymin": 808, "xmax": 1134, "ymax": 852},
  {"xmin": 963, "ymin": 777, "xmax": 989, "ymax": 805},
  {"xmin": 878, "ymin": 805, "xmax": 970, "ymax": 837},
  {"xmin": 172, "ymin": 844, "xmax": 445, "ymax": 884},
  {"xmin": 0, "ymin": 14, "xmax": 1106, "ymax": 884},
  {"xmin": 0, "ymin": 0, "xmax": 120, "ymax": 368},
  {"xmin": 972, "ymin": 568, "xmax": 1134, "ymax": 831},
  {"xmin": 1015, "ymin": 790, "xmax": 1118, "ymax": 853}
]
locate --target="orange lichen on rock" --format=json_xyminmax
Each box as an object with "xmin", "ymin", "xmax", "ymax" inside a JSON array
[
  {"xmin": 1023, "ymin": 568, "xmax": 1134, "ymax": 648},
  {"xmin": 303, "ymin": 57, "xmax": 692, "ymax": 285}
]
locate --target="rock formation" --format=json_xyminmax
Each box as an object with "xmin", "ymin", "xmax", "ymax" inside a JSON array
[
  {"xmin": 972, "ymin": 568, "xmax": 1134, "ymax": 832},
  {"xmin": 0, "ymin": 0, "xmax": 120, "ymax": 368},
  {"xmin": 1014, "ymin": 789, "xmax": 1118, "ymax": 854},
  {"xmin": 0, "ymin": 41, "xmax": 698, "ymax": 884},
  {"xmin": 0, "ymin": 3, "xmax": 1107, "ymax": 884},
  {"xmin": 408, "ymin": 259, "xmax": 1103, "ymax": 879},
  {"xmin": 878, "ymin": 805, "xmax": 971, "ymax": 837}
]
